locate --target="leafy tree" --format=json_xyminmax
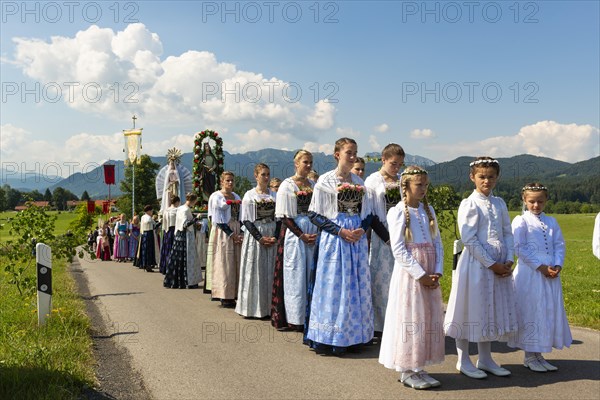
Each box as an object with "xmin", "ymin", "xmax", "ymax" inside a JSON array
[
  {"xmin": 24, "ymin": 189, "xmax": 44, "ymax": 201},
  {"xmin": 44, "ymin": 188, "xmax": 53, "ymax": 204},
  {"xmin": 427, "ymin": 184, "xmax": 461, "ymax": 239},
  {"xmin": 1, "ymin": 203, "xmax": 81, "ymax": 296},
  {"xmin": 69, "ymin": 202, "xmax": 102, "ymax": 233},
  {"xmin": 234, "ymin": 175, "xmax": 254, "ymax": 198},
  {"xmin": 5, "ymin": 186, "xmax": 22, "ymax": 210},
  {"xmin": 508, "ymin": 197, "xmax": 522, "ymax": 211},
  {"xmin": 117, "ymin": 155, "xmax": 160, "ymax": 217},
  {"xmin": 0, "ymin": 185, "xmax": 6, "ymax": 211},
  {"xmin": 52, "ymin": 187, "xmax": 78, "ymax": 211},
  {"xmin": 81, "ymin": 190, "xmax": 91, "ymax": 201}
]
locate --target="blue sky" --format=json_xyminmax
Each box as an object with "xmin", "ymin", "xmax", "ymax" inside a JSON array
[{"xmin": 1, "ymin": 1, "xmax": 599, "ymax": 178}]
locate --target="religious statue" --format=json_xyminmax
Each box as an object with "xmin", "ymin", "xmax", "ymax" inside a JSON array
[
  {"xmin": 156, "ymin": 148, "xmax": 193, "ymax": 215},
  {"xmin": 199, "ymin": 141, "xmax": 218, "ymax": 204},
  {"xmin": 166, "ymin": 159, "xmax": 180, "ymax": 199}
]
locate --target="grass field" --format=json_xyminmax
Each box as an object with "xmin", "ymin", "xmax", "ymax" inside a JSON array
[
  {"xmin": 0, "ymin": 210, "xmax": 77, "ymax": 242},
  {"xmin": 0, "ymin": 210, "xmax": 95, "ymax": 399},
  {"xmin": 0, "ymin": 256, "xmax": 95, "ymax": 399},
  {"xmin": 437, "ymin": 212, "xmax": 600, "ymax": 330}
]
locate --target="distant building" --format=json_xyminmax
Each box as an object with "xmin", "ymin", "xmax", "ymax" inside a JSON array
[{"xmin": 14, "ymin": 201, "xmax": 50, "ymax": 211}]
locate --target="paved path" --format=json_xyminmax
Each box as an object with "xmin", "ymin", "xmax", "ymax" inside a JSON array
[{"xmin": 74, "ymin": 255, "xmax": 600, "ymax": 400}]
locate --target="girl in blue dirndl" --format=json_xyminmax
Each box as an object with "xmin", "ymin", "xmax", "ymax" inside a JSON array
[{"xmin": 305, "ymin": 137, "xmax": 379, "ymax": 355}]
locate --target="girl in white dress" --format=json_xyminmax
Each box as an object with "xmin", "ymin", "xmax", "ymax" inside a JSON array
[
  {"xmin": 236, "ymin": 163, "xmax": 278, "ymax": 318},
  {"xmin": 444, "ymin": 157, "xmax": 517, "ymax": 379},
  {"xmin": 379, "ymin": 166, "xmax": 444, "ymax": 390},
  {"xmin": 272, "ymin": 150, "xmax": 318, "ymax": 329},
  {"xmin": 209, "ymin": 172, "xmax": 243, "ymax": 308},
  {"xmin": 509, "ymin": 183, "xmax": 572, "ymax": 372},
  {"xmin": 364, "ymin": 143, "xmax": 405, "ymax": 335}
]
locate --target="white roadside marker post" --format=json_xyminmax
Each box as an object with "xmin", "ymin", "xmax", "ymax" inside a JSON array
[{"xmin": 36, "ymin": 242, "xmax": 52, "ymax": 326}]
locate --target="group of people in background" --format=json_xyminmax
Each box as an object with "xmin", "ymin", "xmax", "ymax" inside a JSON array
[
  {"xmin": 88, "ymin": 213, "xmax": 141, "ymax": 263},
  {"xmin": 92, "ymin": 137, "xmax": 579, "ymax": 391}
]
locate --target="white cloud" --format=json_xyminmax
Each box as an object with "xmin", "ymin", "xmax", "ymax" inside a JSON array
[
  {"xmin": 429, "ymin": 121, "xmax": 599, "ymax": 163},
  {"xmin": 374, "ymin": 123, "xmax": 389, "ymax": 133},
  {"xmin": 306, "ymin": 100, "xmax": 335, "ymax": 130},
  {"xmin": 1, "ymin": 124, "xmax": 217, "ymax": 177},
  {"xmin": 1, "ymin": 124, "xmax": 122, "ymax": 177},
  {"xmin": 335, "ymin": 126, "xmax": 360, "ymax": 138},
  {"xmin": 368, "ymin": 135, "xmax": 381, "ymax": 151},
  {"xmin": 0, "ymin": 124, "xmax": 30, "ymax": 157},
  {"xmin": 410, "ymin": 128, "xmax": 436, "ymax": 139},
  {"xmin": 9, "ymin": 24, "xmax": 330, "ymax": 138},
  {"xmin": 230, "ymin": 129, "xmax": 293, "ymax": 154},
  {"xmin": 303, "ymin": 142, "xmax": 334, "ymax": 155}
]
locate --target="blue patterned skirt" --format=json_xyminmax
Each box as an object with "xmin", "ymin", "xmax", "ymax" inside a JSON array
[
  {"xmin": 136, "ymin": 230, "xmax": 157, "ymax": 269},
  {"xmin": 305, "ymin": 213, "xmax": 373, "ymax": 352},
  {"xmin": 163, "ymin": 230, "xmax": 188, "ymax": 288},
  {"xmin": 159, "ymin": 227, "xmax": 175, "ymax": 274}
]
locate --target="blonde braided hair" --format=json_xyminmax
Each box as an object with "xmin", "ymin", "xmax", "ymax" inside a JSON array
[
  {"xmin": 421, "ymin": 194, "xmax": 438, "ymax": 239},
  {"xmin": 402, "ymin": 184, "xmax": 413, "ymax": 242}
]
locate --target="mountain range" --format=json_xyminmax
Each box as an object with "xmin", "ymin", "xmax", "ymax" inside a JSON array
[{"xmin": 2, "ymin": 150, "xmax": 598, "ymax": 202}]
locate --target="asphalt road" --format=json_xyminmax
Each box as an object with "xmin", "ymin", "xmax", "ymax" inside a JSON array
[{"xmin": 74, "ymin": 255, "xmax": 600, "ymax": 400}]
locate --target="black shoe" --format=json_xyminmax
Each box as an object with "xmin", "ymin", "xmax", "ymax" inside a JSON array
[
  {"xmin": 187, "ymin": 284, "xmax": 199, "ymax": 289},
  {"xmin": 220, "ymin": 300, "xmax": 236, "ymax": 308}
]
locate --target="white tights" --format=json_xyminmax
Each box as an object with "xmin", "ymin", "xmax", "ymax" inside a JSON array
[{"xmin": 456, "ymin": 339, "xmax": 500, "ymax": 370}]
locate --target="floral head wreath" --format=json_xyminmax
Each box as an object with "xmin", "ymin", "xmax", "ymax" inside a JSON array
[
  {"xmin": 166, "ymin": 147, "xmax": 183, "ymax": 165},
  {"xmin": 522, "ymin": 185, "xmax": 548, "ymax": 192},
  {"xmin": 401, "ymin": 168, "xmax": 428, "ymax": 176},
  {"xmin": 469, "ymin": 159, "xmax": 499, "ymax": 167}
]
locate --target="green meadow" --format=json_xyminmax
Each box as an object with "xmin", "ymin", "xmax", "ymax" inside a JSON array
[
  {"xmin": 0, "ymin": 210, "xmax": 95, "ymax": 399},
  {"xmin": 437, "ymin": 212, "xmax": 600, "ymax": 330},
  {"xmin": 0, "ymin": 211, "xmax": 77, "ymax": 242}
]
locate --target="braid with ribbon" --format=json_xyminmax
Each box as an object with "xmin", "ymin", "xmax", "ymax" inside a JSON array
[
  {"xmin": 421, "ymin": 195, "xmax": 438, "ymax": 239},
  {"xmin": 402, "ymin": 182, "xmax": 413, "ymax": 242}
]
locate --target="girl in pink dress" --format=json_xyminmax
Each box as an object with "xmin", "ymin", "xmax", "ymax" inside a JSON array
[{"xmin": 379, "ymin": 165, "xmax": 444, "ymax": 390}]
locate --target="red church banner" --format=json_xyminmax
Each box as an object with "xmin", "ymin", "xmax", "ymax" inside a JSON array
[
  {"xmin": 102, "ymin": 201, "xmax": 110, "ymax": 214},
  {"xmin": 87, "ymin": 200, "xmax": 95, "ymax": 214},
  {"xmin": 104, "ymin": 164, "xmax": 115, "ymax": 185}
]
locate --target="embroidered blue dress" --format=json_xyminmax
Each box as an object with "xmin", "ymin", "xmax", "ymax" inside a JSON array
[{"xmin": 305, "ymin": 170, "xmax": 374, "ymax": 353}]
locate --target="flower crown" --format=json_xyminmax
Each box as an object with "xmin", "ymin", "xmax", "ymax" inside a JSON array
[
  {"xmin": 469, "ymin": 159, "xmax": 499, "ymax": 167},
  {"xmin": 522, "ymin": 185, "xmax": 548, "ymax": 192},
  {"xmin": 401, "ymin": 169, "xmax": 428, "ymax": 176}
]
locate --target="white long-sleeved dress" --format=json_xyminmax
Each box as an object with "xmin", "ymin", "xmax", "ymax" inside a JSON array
[
  {"xmin": 508, "ymin": 211, "xmax": 572, "ymax": 352},
  {"xmin": 444, "ymin": 190, "xmax": 518, "ymax": 342},
  {"xmin": 379, "ymin": 202, "xmax": 444, "ymax": 371}
]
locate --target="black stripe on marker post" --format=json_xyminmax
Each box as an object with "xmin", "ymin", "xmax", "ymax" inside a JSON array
[{"xmin": 37, "ymin": 262, "xmax": 52, "ymax": 295}]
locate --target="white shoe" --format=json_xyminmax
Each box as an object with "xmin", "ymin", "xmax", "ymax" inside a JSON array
[
  {"xmin": 419, "ymin": 372, "xmax": 441, "ymax": 388},
  {"xmin": 400, "ymin": 372, "xmax": 432, "ymax": 389},
  {"xmin": 476, "ymin": 360, "xmax": 511, "ymax": 377},
  {"xmin": 524, "ymin": 356, "xmax": 547, "ymax": 372},
  {"xmin": 536, "ymin": 354, "xmax": 558, "ymax": 371},
  {"xmin": 457, "ymin": 363, "xmax": 487, "ymax": 379}
]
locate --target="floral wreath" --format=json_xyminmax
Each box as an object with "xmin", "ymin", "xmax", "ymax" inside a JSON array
[
  {"xmin": 192, "ymin": 130, "xmax": 225, "ymax": 198},
  {"xmin": 337, "ymin": 183, "xmax": 364, "ymax": 193}
]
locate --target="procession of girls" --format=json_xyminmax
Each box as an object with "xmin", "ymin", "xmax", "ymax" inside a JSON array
[
  {"xmin": 119, "ymin": 137, "xmax": 574, "ymax": 391},
  {"xmin": 94, "ymin": 213, "xmax": 141, "ymax": 262}
]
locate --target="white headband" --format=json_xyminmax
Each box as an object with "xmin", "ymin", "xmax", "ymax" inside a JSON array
[
  {"xmin": 522, "ymin": 185, "xmax": 548, "ymax": 192},
  {"xmin": 401, "ymin": 169, "xmax": 428, "ymax": 176},
  {"xmin": 469, "ymin": 159, "xmax": 499, "ymax": 167}
]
